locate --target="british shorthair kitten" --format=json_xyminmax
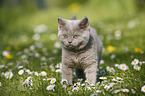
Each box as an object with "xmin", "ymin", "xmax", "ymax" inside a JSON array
[{"xmin": 57, "ymin": 16, "xmax": 103, "ymax": 85}]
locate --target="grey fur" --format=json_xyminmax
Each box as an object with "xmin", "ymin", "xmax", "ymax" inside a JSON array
[
  {"xmin": 57, "ymin": 16, "xmax": 103, "ymax": 84},
  {"xmin": 70, "ymin": 15, "xmax": 77, "ymax": 20}
]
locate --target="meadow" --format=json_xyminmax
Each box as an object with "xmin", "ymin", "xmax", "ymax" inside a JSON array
[{"xmin": 0, "ymin": 0, "xmax": 145, "ymax": 96}]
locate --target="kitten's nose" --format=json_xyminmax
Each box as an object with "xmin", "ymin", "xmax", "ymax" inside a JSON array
[{"xmin": 68, "ymin": 40, "xmax": 72, "ymax": 44}]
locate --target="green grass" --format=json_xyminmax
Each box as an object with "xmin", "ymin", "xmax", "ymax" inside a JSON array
[{"xmin": 0, "ymin": 0, "xmax": 145, "ymax": 95}]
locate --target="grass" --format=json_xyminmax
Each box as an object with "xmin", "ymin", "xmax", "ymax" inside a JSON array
[{"xmin": 0, "ymin": 0, "xmax": 145, "ymax": 95}]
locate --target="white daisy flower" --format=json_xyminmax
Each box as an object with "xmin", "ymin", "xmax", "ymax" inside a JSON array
[
  {"xmin": 2, "ymin": 51, "xmax": 9, "ymax": 56},
  {"xmin": 131, "ymin": 89, "xmax": 136, "ymax": 94},
  {"xmin": 18, "ymin": 66, "xmax": 23, "ymax": 69},
  {"xmin": 110, "ymin": 54, "xmax": 116, "ymax": 59},
  {"xmin": 34, "ymin": 72, "xmax": 39, "ymax": 76},
  {"xmin": 116, "ymin": 77, "xmax": 123, "ymax": 80},
  {"xmin": 55, "ymin": 69, "xmax": 61, "ymax": 73},
  {"xmin": 115, "ymin": 64, "xmax": 120, "ymax": 68},
  {"xmin": 46, "ymin": 85, "xmax": 55, "ymax": 91},
  {"xmin": 110, "ymin": 68, "xmax": 115, "ymax": 73},
  {"xmin": 18, "ymin": 70, "xmax": 24, "ymax": 75},
  {"xmin": 141, "ymin": 85, "xmax": 145, "ymax": 92},
  {"xmin": 104, "ymin": 85, "xmax": 111, "ymax": 91},
  {"xmin": 133, "ymin": 65, "xmax": 141, "ymax": 71},
  {"xmin": 99, "ymin": 77, "xmax": 107, "ymax": 80},
  {"xmin": 25, "ymin": 76, "xmax": 32, "ymax": 82},
  {"xmin": 55, "ymin": 63, "xmax": 61, "ymax": 68},
  {"xmin": 54, "ymin": 42, "xmax": 61, "ymax": 48},
  {"xmin": 50, "ymin": 78, "xmax": 56, "ymax": 84},
  {"xmin": 81, "ymin": 83, "xmax": 85, "ymax": 87},
  {"xmin": 4, "ymin": 71, "xmax": 13, "ymax": 79},
  {"xmin": 96, "ymin": 90, "xmax": 101, "ymax": 93},
  {"xmin": 112, "ymin": 89, "xmax": 121, "ymax": 94},
  {"xmin": 72, "ymin": 87, "xmax": 79, "ymax": 92},
  {"xmin": 106, "ymin": 66, "xmax": 111, "ymax": 72},
  {"xmin": 112, "ymin": 78, "xmax": 118, "ymax": 82},
  {"xmin": 85, "ymin": 87, "xmax": 92, "ymax": 91},
  {"xmin": 61, "ymin": 79, "xmax": 68, "ymax": 85},
  {"xmin": 131, "ymin": 59, "xmax": 139, "ymax": 65},
  {"xmin": 100, "ymin": 60, "xmax": 104, "ymax": 64},
  {"xmin": 26, "ymin": 69, "xmax": 33, "ymax": 74},
  {"xmin": 121, "ymin": 89, "xmax": 129, "ymax": 92},
  {"xmin": 119, "ymin": 64, "xmax": 129, "ymax": 70},
  {"xmin": 0, "ymin": 65, "xmax": 6, "ymax": 69},
  {"xmin": 41, "ymin": 71, "xmax": 47, "ymax": 76}
]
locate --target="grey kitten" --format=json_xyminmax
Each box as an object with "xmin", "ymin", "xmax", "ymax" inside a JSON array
[{"xmin": 57, "ymin": 16, "xmax": 103, "ymax": 85}]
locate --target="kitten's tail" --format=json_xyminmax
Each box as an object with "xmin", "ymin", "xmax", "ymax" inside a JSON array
[{"xmin": 70, "ymin": 15, "xmax": 77, "ymax": 20}]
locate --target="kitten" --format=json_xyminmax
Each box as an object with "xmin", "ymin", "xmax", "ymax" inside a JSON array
[{"xmin": 57, "ymin": 16, "xmax": 103, "ymax": 85}]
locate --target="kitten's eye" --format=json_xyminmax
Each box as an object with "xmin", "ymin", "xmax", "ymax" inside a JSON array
[
  {"xmin": 63, "ymin": 35, "xmax": 68, "ymax": 39},
  {"xmin": 73, "ymin": 35, "xmax": 79, "ymax": 39}
]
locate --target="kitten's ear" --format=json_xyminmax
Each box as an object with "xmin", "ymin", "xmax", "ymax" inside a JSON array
[
  {"xmin": 57, "ymin": 17, "xmax": 65, "ymax": 29},
  {"xmin": 79, "ymin": 17, "xmax": 89, "ymax": 30},
  {"xmin": 70, "ymin": 15, "xmax": 77, "ymax": 20}
]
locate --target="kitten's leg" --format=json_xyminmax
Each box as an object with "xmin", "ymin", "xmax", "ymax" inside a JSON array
[
  {"xmin": 61, "ymin": 64, "xmax": 73, "ymax": 85},
  {"xmin": 84, "ymin": 63, "xmax": 97, "ymax": 84}
]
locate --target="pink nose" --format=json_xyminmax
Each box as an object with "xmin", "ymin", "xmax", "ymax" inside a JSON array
[{"xmin": 68, "ymin": 41, "xmax": 72, "ymax": 44}]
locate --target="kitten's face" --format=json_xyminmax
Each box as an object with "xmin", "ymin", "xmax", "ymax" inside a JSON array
[{"xmin": 57, "ymin": 17, "xmax": 90, "ymax": 50}]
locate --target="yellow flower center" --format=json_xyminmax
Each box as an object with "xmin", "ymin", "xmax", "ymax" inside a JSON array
[
  {"xmin": 136, "ymin": 66, "xmax": 138, "ymax": 69},
  {"xmin": 7, "ymin": 74, "xmax": 10, "ymax": 77},
  {"xmin": 122, "ymin": 66, "xmax": 125, "ymax": 68},
  {"xmin": 49, "ymin": 87, "xmax": 52, "ymax": 89},
  {"xmin": 52, "ymin": 80, "xmax": 55, "ymax": 82},
  {"xmin": 6, "ymin": 55, "xmax": 13, "ymax": 59}
]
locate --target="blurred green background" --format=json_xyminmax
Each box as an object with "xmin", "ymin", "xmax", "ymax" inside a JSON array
[{"xmin": 0, "ymin": 0, "xmax": 145, "ymax": 54}]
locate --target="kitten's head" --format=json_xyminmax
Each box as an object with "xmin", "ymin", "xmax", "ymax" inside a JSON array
[{"xmin": 57, "ymin": 16, "xmax": 90, "ymax": 51}]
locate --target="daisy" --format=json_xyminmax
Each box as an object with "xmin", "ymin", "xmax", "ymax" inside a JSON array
[
  {"xmin": 133, "ymin": 65, "xmax": 141, "ymax": 71},
  {"xmin": 55, "ymin": 69, "xmax": 61, "ymax": 73},
  {"xmin": 34, "ymin": 72, "xmax": 39, "ymax": 76},
  {"xmin": 131, "ymin": 89, "xmax": 136, "ymax": 94},
  {"xmin": 26, "ymin": 69, "xmax": 33, "ymax": 74},
  {"xmin": 46, "ymin": 85, "xmax": 55, "ymax": 91},
  {"xmin": 18, "ymin": 66, "xmax": 23, "ymax": 69},
  {"xmin": 96, "ymin": 90, "xmax": 101, "ymax": 93},
  {"xmin": 99, "ymin": 77, "xmax": 107, "ymax": 80},
  {"xmin": 110, "ymin": 68, "xmax": 115, "ymax": 73},
  {"xmin": 50, "ymin": 78, "xmax": 56, "ymax": 84},
  {"xmin": 119, "ymin": 64, "xmax": 129, "ymax": 71},
  {"xmin": 115, "ymin": 64, "xmax": 120, "ymax": 68},
  {"xmin": 40, "ymin": 71, "xmax": 47, "ymax": 76},
  {"xmin": 2, "ymin": 50, "xmax": 9, "ymax": 56},
  {"xmin": 141, "ymin": 85, "xmax": 145, "ymax": 92},
  {"xmin": 55, "ymin": 63, "xmax": 61, "ymax": 68},
  {"xmin": 121, "ymin": 89, "xmax": 129, "ymax": 92},
  {"xmin": 72, "ymin": 87, "xmax": 79, "ymax": 92},
  {"xmin": 18, "ymin": 70, "xmax": 24, "ymax": 75},
  {"xmin": 106, "ymin": 66, "xmax": 111, "ymax": 72},
  {"xmin": 112, "ymin": 89, "xmax": 121, "ymax": 94},
  {"xmin": 131, "ymin": 59, "xmax": 139, "ymax": 65},
  {"xmin": 85, "ymin": 87, "xmax": 92, "ymax": 91},
  {"xmin": 116, "ymin": 77, "xmax": 123, "ymax": 80},
  {"xmin": 110, "ymin": 54, "xmax": 116, "ymax": 59},
  {"xmin": 4, "ymin": 71, "xmax": 13, "ymax": 79},
  {"xmin": 0, "ymin": 65, "xmax": 6, "ymax": 69}
]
